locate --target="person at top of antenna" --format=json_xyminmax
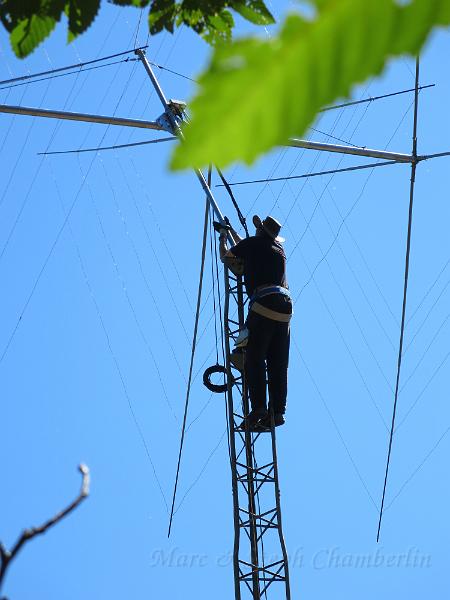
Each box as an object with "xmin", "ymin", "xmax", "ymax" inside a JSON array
[{"xmin": 218, "ymin": 215, "xmax": 292, "ymax": 430}]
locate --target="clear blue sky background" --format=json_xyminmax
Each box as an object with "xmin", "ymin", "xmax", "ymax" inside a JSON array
[{"xmin": 1, "ymin": 2, "xmax": 449, "ymax": 599}]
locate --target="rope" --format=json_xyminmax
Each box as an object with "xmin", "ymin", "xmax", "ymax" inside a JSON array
[
  {"xmin": 61, "ymin": 173, "xmax": 168, "ymax": 511},
  {"xmin": 216, "ymin": 167, "xmax": 249, "ymax": 237},
  {"xmin": 266, "ymin": 96, "xmax": 354, "ymax": 222},
  {"xmin": 405, "ymin": 275, "xmax": 450, "ymax": 355},
  {"xmin": 172, "ymin": 429, "xmax": 228, "ymax": 517},
  {"xmin": 216, "ymin": 159, "xmax": 399, "ymax": 188},
  {"xmin": 209, "ymin": 201, "xmax": 220, "ymax": 364},
  {"xmin": 418, "ymin": 150, "xmax": 450, "ymax": 161},
  {"xmin": 0, "ymin": 47, "xmax": 147, "ymax": 86},
  {"xmin": 78, "ymin": 157, "xmax": 178, "ymax": 421},
  {"xmin": 116, "ymin": 157, "xmax": 191, "ymax": 342},
  {"xmin": 0, "ymin": 55, "xmax": 134, "ymax": 365},
  {"xmin": 406, "ymin": 257, "xmax": 450, "ymax": 326},
  {"xmin": 376, "ymin": 58, "xmax": 420, "ymax": 543},
  {"xmin": 277, "ymin": 80, "xmax": 373, "ymax": 224},
  {"xmin": 0, "ymin": 79, "xmax": 54, "ymax": 212},
  {"xmin": 396, "ymin": 347, "xmax": 450, "ymax": 432},
  {"xmin": 213, "ymin": 212, "xmax": 226, "ymax": 362},
  {"xmin": 44, "ymin": 156, "xmax": 169, "ymax": 512},
  {"xmin": 37, "ymin": 136, "xmax": 176, "ymax": 156},
  {"xmin": 291, "ymin": 98, "xmax": 415, "ymax": 292},
  {"xmin": 295, "ymin": 340, "xmax": 379, "ymax": 511},
  {"xmin": 385, "ymin": 424, "xmax": 450, "ymax": 512},
  {"xmin": 321, "ymin": 83, "xmax": 434, "ymax": 112},
  {"xmin": 309, "ymin": 126, "xmax": 365, "ymax": 148},
  {"xmin": 287, "ymin": 100, "xmax": 373, "ymax": 259},
  {"xmin": 400, "ymin": 312, "xmax": 450, "ymax": 396},
  {"xmin": 134, "ymin": 5, "xmax": 145, "ymax": 48},
  {"xmin": 167, "ymin": 197, "xmax": 210, "ymax": 537},
  {"xmin": 0, "ymin": 58, "xmax": 134, "ymax": 91},
  {"xmin": 147, "ymin": 60, "xmax": 197, "ymax": 83}
]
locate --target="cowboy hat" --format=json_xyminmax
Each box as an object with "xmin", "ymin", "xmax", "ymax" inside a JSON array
[{"xmin": 252, "ymin": 215, "xmax": 285, "ymax": 243}]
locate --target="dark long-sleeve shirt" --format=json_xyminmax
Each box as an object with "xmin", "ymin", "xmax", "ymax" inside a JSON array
[{"xmin": 230, "ymin": 235, "xmax": 291, "ymax": 315}]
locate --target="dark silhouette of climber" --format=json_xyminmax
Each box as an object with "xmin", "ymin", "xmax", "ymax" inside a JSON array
[{"xmin": 218, "ymin": 215, "xmax": 292, "ymax": 430}]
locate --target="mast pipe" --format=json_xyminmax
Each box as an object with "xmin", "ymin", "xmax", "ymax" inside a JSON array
[
  {"xmin": 0, "ymin": 104, "xmax": 164, "ymax": 131},
  {"xmin": 134, "ymin": 48, "xmax": 170, "ymax": 110},
  {"xmin": 288, "ymin": 138, "xmax": 413, "ymax": 163},
  {"xmin": 135, "ymin": 49, "xmax": 228, "ymax": 229}
]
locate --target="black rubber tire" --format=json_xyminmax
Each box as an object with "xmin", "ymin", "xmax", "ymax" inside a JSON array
[{"xmin": 203, "ymin": 364, "xmax": 228, "ymax": 393}]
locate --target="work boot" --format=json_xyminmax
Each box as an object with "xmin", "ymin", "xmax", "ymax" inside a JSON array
[
  {"xmin": 274, "ymin": 413, "xmax": 286, "ymax": 427},
  {"xmin": 259, "ymin": 413, "xmax": 285, "ymax": 428},
  {"xmin": 239, "ymin": 408, "xmax": 267, "ymax": 431}
]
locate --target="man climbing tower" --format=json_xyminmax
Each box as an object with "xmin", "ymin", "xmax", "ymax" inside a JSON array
[{"xmin": 218, "ymin": 215, "xmax": 292, "ymax": 430}]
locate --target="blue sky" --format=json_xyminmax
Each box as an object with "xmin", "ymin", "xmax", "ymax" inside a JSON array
[{"xmin": 1, "ymin": 2, "xmax": 450, "ymax": 599}]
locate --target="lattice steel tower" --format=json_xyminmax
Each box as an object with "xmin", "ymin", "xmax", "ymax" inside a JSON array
[{"xmin": 223, "ymin": 267, "xmax": 291, "ymax": 599}]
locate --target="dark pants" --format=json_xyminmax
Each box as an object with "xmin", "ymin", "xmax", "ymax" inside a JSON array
[{"xmin": 245, "ymin": 309, "xmax": 290, "ymax": 415}]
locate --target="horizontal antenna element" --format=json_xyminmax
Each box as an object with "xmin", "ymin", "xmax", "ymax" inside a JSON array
[{"xmin": 0, "ymin": 104, "xmax": 166, "ymax": 131}]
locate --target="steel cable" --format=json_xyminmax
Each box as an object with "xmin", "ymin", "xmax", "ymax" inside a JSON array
[
  {"xmin": 400, "ymin": 312, "xmax": 450, "ymax": 396},
  {"xmin": 406, "ymin": 257, "xmax": 450, "ymax": 326},
  {"xmin": 294, "ymin": 99, "xmax": 415, "ymax": 300},
  {"xmin": 0, "ymin": 46, "xmax": 146, "ymax": 85},
  {"xmin": 46, "ymin": 159, "xmax": 169, "ymax": 512},
  {"xmin": 0, "ymin": 52, "xmax": 137, "ymax": 364},
  {"xmin": 0, "ymin": 70, "xmax": 83, "ymax": 261},
  {"xmin": 0, "ymin": 58, "xmax": 134, "ymax": 91},
  {"xmin": 168, "ymin": 197, "xmax": 210, "ymax": 537},
  {"xmin": 294, "ymin": 340, "xmax": 379, "ymax": 511}
]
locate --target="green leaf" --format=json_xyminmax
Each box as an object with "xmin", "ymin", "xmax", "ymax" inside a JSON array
[
  {"xmin": 307, "ymin": 0, "xmax": 333, "ymax": 10},
  {"xmin": 171, "ymin": 0, "xmax": 450, "ymax": 170},
  {"xmin": 3, "ymin": 0, "xmax": 98, "ymax": 56},
  {"xmin": 10, "ymin": 15, "xmax": 57, "ymax": 57},
  {"xmin": 201, "ymin": 10, "xmax": 234, "ymax": 44},
  {"xmin": 231, "ymin": 0, "xmax": 274, "ymax": 25},
  {"xmin": 111, "ymin": 0, "xmax": 150, "ymax": 6},
  {"xmin": 149, "ymin": 0, "xmax": 273, "ymax": 42},
  {"xmin": 149, "ymin": 0, "xmax": 177, "ymax": 34},
  {"xmin": 66, "ymin": 0, "xmax": 101, "ymax": 42},
  {"xmin": 1, "ymin": 0, "xmax": 275, "ymax": 56}
]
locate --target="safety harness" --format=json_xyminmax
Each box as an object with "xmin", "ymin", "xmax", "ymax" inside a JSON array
[
  {"xmin": 249, "ymin": 285, "xmax": 293, "ymax": 323},
  {"xmin": 203, "ymin": 286, "xmax": 292, "ymax": 390}
]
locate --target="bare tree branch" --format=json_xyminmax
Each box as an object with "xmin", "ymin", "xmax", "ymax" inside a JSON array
[{"xmin": 0, "ymin": 464, "xmax": 90, "ymax": 595}]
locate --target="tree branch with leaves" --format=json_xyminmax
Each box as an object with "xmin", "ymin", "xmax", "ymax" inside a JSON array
[{"xmin": 0, "ymin": 0, "xmax": 274, "ymax": 57}]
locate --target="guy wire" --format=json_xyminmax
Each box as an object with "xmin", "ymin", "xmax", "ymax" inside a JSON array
[
  {"xmin": 0, "ymin": 47, "xmax": 147, "ymax": 87},
  {"xmin": 0, "ymin": 58, "xmax": 134, "ymax": 91},
  {"xmin": 168, "ymin": 191, "xmax": 210, "ymax": 537}
]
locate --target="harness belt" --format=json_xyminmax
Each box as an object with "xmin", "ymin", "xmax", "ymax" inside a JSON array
[
  {"xmin": 249, "ymin": 285, "xmax": 293, "ymax": 323},
  {"xmin": 250, "ymin": 285, "xmax": 291, "ymax": 303},
  {"xmin": 251, "ymin": 301, "xmax": 292, "ymax": 323}
]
